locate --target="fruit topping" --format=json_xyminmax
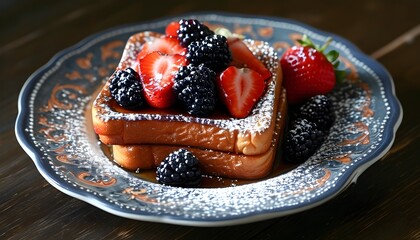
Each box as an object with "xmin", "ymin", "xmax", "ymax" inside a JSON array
[
  {"xmin": 177, "ymin": 19, "xmax": 214, "ymax": 47},
  {"xmin": 156, "ymin": 148, "xmax": 202, "ymax": 187},
  {"xmin": 138, "ymin": 52, "xmax": 188, "ymax": 108},
  {"xmin": 173, "ymin": 64, "xmax": 217, "ymax": 116},
  {"xmin": 165, "ymin": 21, "xmax": 180, "ymax": 38},
  {"xmin": 227, "ymin": 37, "xmax": 272, "ymax": 80},
  {"xmin": 296, "ymin": 95, "xmax": 335, "ymax": 131},
  {"xmin": 137, "ymin": 36, "xmax": 186, "ymax": 60},
  {"xmin": 217, "ymin": 66, "xmax": 266, "ymax": 118},
  {"xmin": 114, "ymin": 20, "xmax": 273, "ymax": 119},
  {"xmin": 284, "ymin": 118, "xmax": 325, "ymax": 163},
  {"xmin": 186, "ymin": 34, "xmax": 232, "ymax": 73},
  {"xmin": 109, "ymin": 68, "xmax": 145, "ymax": 109},
  {"xmin": 280, "ymin": 35, "xmax": 345, "ymax": 105}
]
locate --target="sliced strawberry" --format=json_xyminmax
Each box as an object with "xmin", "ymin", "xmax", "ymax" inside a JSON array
[
  {"xmin": 165, "ymin": 21, "xmax": 180, "ymax": 37},
  {"xmin": 137, "ymin": 36, "xmax": 186, "ymax": 60},
  {"xmin": 139, "ymin": 52, "xmax": 188, "ymax": 108},
  {"xmin": 217, "ymin": 66, "xmax": 266, "ymax": 118},
  {"xmin": 227, "ymin": 38, "xmax": 272, "ymax": 81}
]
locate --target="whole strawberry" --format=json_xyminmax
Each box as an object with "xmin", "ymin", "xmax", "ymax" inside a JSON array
[{"xmin": 280, "ymin": 35, "xmax": 345, "ymax": 105}]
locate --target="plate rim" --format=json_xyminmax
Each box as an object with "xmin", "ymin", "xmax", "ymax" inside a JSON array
[{"xmin": 15, "ymin": 12, "xmax": 403, "ymax": 226}]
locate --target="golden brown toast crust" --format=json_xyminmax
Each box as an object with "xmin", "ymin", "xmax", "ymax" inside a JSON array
[
  {"xmin": 111, "ymin": 89, "xmax": 287, "ymax": 179},
  {"xmin": 92, "ymin": 32, "xmax": 283, "ymax": 155}
]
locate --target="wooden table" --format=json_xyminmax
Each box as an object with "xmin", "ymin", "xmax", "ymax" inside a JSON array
[{"xmin": 1, "ymin": 1, "xmax": 419, "ymax": 239}]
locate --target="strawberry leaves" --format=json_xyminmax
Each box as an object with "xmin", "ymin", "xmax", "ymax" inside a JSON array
[{"xmin": 298, "ymin": 35, "xmax": 346, "ymax": 83}]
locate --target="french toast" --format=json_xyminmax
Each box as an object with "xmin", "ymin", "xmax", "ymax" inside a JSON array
[
  {"xmin": 92, "ymin": 32, "xmax": 283, "ymax": 155},
  {"xmin": 110, "ymin": 88, "xmax": 287, "ymax": 179},
  {"xmin": 92, "ymin": 18, "xmax": 289, "ymax": 183}
]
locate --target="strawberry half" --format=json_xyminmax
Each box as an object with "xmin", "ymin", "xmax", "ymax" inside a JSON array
[
  {"xmin": 139, "ymin": 52, "xmax": 188, "ymax": 108},
  {"xmin": 137, "ymin": 36, "xmax": 186, "ymax": 60},
  {"xmin": 165, "ymin": 21, "xmax": 180, "ymax": 38},
  {"xmin": 218, "ymin": 66, "xmax": 266, "ymax": 118},
  {"xmin": 280, "ymin": 35, "xmax": 345, "ymax": 105},
  {"xmin": 227, "ymin": 38, "xmax": 272, "ymax": 81}
]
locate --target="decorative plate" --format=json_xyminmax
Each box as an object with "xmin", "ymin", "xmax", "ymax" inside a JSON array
[{"xmin": 15, "ymin": 13, "xmax": 402, "ymax": 226}]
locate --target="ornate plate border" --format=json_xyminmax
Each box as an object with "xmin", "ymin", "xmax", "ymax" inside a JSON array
[{"xmin": 15, "ymin": 13, "xmax": 402, "ymax": 226}]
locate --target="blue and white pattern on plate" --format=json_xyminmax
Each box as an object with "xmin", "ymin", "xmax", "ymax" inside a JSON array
[{"xmin": 15, "ymin": 13, "xmax": 402, "ymax": 226}]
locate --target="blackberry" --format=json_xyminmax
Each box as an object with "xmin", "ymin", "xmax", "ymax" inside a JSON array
[
  {"xmin": 173, "ymin": 64, "xmax": 217, "ymax": 116},
  {"xmin": 156, "ymin": 149, "xmax": 202, "ymax": 187},
  {"xmin": 186, "ymin": 34, "xmax": 231, "ymax": 73},
  {"xmin": 285, "ymin": 118, "xmax": 325, "ymax": 163},
  {"xmin": 177, "ymin": 19, "xmax": 214, "ymax": 47},
  {"xmin": 298, "ymin": 95, "xmax": 335, "ymax": 131},
  {"xmin": 109, "ymin": 68, "xmax": 145, "ymax": 109}
]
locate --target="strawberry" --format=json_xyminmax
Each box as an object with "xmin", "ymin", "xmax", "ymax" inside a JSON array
[
  {"xmin": 137, "ymin": 36, "xmax": 186, "ymax": 60},
  {"xmin": 217, "ymin": 66, "xmax": 266, "ymax": 118},
  {"xmin": 139, "ymin": 52, "xmax": 188, "ymax": 108},
  {"xmin": 227, "ymin": 38, "xmax": 272, "ymax": 81},
  {"xmin": 280, "ymin": 35, "xmax": 345, "ymax": 105},
  {"xmin": 165, "ymin": 21, "xmax": 180, "ymax": 38}
]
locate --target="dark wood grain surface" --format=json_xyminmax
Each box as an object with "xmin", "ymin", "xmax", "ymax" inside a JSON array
[{"xmin": 1, "ymin": 0, "xmax": 419, "ymax": 239}]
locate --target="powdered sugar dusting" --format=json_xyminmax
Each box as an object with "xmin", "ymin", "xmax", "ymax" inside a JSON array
[{"xmin": 94, "ymin": 33, "xmax": 279, "ymax": 134}]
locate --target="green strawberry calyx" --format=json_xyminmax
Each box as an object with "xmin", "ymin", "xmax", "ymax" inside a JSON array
[{"xmin": 297, "ymin": 35, "xmax": 346, "ymax": 83}]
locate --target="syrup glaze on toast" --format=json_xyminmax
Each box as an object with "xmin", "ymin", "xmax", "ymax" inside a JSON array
[{"xmin": 111, "ymin": 88, "xmax": 287, "ymax": 179}]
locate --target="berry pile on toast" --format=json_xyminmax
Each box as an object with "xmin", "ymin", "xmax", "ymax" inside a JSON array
[{"xmin": 92, "ymin": 19, "xmax": 287, "ymax": 185}]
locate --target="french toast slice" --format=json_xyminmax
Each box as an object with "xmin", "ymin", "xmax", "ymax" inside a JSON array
[
  {"xmin": 92, "ymin": 31, "xmax": 283, "ymax": 155},
  {"xmin": 110, "ymin": 88, "xmax": 287, "ymax": 179}
]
